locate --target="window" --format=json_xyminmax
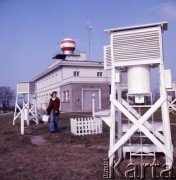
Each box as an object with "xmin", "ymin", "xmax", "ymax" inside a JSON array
[
  {"xmin": 66, "ymin": 91, "xmax": 70, "ymax": 102},
  {"xmin": 73, "ymin": 71, "xmax": 79, "ymax": 76},
  {"xmin": 62, "ymin": 90, "xmax": 70, "ymax": 102},
  {"xmin": 62, "ymin": 91, "xmax": 66, "ymax": 102},
  {"xmin": 97, "ymin": 72, "xmax": 103, "ymax": 77}
]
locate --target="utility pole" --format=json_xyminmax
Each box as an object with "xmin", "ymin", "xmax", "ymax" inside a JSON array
[{"xmin": 85, "ymin": 22, "xmax": 93, "ymax": 60}]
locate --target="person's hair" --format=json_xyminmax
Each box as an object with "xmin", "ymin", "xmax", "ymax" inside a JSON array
[{"xmin": 51, "ymin": 91, "xmax": 57, "ymax": 97}]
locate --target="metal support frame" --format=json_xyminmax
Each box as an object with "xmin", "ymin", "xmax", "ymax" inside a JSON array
[
  {"xmin": 167, "ymin": 82, "xmax": 176, "ymax": 114},
  {"xmin": 108, "ymin": 68, "xmax": 116, "ymax": 167},
  {"xmin": 107, "ymin": 70, "xmax": 173, "ymax": 168},
  {"xmin": 13, "ymin": 90, "xmax": 38, "ymax": 134},
  {"xmin": 168, "ymin": 98, "xmax": 176, "ymax": 113},
  {"xmin": 101, "ymin": 22, "xmax": 173, "ymax": 169}
]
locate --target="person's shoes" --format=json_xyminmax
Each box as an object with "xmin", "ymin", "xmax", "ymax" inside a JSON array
[{"xmin": 50, "ymin": 131, "xmax": 56, "ymax": 133}]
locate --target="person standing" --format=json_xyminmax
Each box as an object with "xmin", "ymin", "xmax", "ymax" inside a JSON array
[{"xmin": 46, "ymin": 91, "xmax": 60, "ymax": 133}]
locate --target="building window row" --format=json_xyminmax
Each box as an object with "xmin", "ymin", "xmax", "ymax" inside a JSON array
[
  {"xmin": 38, "ymin": 70, "xmax": 103, "ymax": 89},
  {"xmin": 38, "ymin": 73, "xmax": 58, "ymax": 89},
  {"xmin": 37, "ymin": 94, "xmax": 49, "ymax": 103},
  {"xmin": 73, "ymin": 71, "xmax": 103, "ymax": 77}
]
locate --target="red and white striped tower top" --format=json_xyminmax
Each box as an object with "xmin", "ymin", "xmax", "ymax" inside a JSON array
[{"xmin": 60, "ymin": 38, "xmax": 76, "ymax": 55}]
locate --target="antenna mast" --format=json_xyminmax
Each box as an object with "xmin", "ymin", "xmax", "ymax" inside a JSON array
[{"xmin": 85, "ymin": 22, "xmax": 93, "ymax": 60}]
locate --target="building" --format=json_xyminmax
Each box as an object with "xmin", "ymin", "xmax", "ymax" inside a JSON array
[{"xmin": 33, "ymin": 38, "xmax": 111, "ymax": 112}]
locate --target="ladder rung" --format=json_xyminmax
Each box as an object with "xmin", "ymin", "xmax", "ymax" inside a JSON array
[
  {"xmin": 131, "ymin": 133, "xmax": 146, "ymax": 138},
  {"xmin": 123, "ymin": 144, "xmax": 162, "ymax": 154},
  {"xmin": 130, "ymin": 153, "xmax": 155, "ymax": 156}
]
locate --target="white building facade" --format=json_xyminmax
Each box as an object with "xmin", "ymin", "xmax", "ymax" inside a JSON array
[{"xmin": 33, "ymin": 52, "xmax": 111, "ymax": 112}]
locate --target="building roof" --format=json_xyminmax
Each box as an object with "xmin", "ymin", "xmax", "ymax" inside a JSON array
[
  {"xmin": 104, "ymin": 22, "xmax": 168, "ymax": 34},
  {"xmin": 52, "ymin": 53, "xmax": 80, "ymax": 59},
  {"xmin": 33, "ymin": 60, "xmax": 104, "ymax": 81}
]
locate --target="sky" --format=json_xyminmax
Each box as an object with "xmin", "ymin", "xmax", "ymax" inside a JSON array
[{"xmin": 0, "ymin": 0, "xmax": 176, "ymax": 90}]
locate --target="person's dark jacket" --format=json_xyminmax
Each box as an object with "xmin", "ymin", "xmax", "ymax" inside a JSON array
[{"xmin": 46, "ymin": 97, "xmax": 60, "ymax": 115}]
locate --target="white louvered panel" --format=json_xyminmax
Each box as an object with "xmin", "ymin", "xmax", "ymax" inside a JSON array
[
  {"xmin": 112, "ymin": 27, "xmax": 162, "ymax": 67},
  {"xmin": 104, "ymin": 45, "xmax": 112, "ymax": 69}
]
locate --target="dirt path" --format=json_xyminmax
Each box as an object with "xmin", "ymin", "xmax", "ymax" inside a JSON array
[{"xmin": 30, "ymin": 136, "xmax": 47, "ymax": 145}]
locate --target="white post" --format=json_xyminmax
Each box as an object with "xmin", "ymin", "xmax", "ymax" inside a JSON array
[
  {"xmin": 159, "ymin": 64, "xmax": 173, "ymax": 167},
  {"xmin": 158, "ymin": 27, "xmax": 173, "ymax": 167},
  {"xmin": 35, "ymin": 95, "xmax": 39, "ymax": 124},
  {"xmin": 92, "ymin": 99, "xmax": 95, "ymax": 118},
  {"xmin": 109, "ymin": 68, "xmax": 116, "ymax": 174},
  {"xmin": 24, "ymin": 108, "xmax": 29, "ymax": 126},
  {"xmin": 13, "ymin": 94, "xmax": 18, "ymax": 125},
  {"xmin": 117, "ymin": 70, "xmax": 122, "ymax": 160},
  {"xmin": 21, "ymin": 109, "xmax": 24, "ymax": 135},
  {"xmin": 27, "ymin": 93, "xmax": 30, "ymax": 125},
  {"xmin": 92, "ymin": 93, "xmax": 95, "ymax": 118}
]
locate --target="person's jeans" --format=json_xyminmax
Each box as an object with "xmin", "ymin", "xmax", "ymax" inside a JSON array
[{"xmin": 49, "ymin": 109, "xmax": 58, "ymax": 132}]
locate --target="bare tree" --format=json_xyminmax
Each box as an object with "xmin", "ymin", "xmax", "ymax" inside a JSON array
[{"xmin": 0, "ymin": 86, "xmax": 15, "ymax": 113}]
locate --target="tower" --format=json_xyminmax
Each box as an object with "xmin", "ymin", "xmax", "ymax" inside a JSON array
[
  {"xmin": 101, "ymin": 22, "xmax": 173, "ymax": 169},
  {"xmin": 13, "ymin": 82, "xmax": 38, "ymax": 134}
]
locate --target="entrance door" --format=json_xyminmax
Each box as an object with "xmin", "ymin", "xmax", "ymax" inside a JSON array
[{"xmin": 82, "ymin": 90, "xmax": 101, "ymax": 111}]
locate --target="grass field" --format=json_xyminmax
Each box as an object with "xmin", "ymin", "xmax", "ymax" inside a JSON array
[{"xmin": 0, "ymin": 112, "xmax": 176, "ymax": 179}]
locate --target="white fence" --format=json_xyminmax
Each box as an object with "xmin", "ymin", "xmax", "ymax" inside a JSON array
[{"xmin": 70, "ymin": 117, "xmax": 102, "ymax": 136}]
